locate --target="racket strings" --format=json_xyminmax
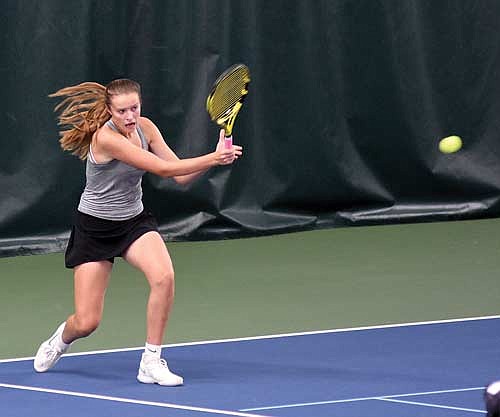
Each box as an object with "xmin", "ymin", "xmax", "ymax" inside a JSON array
[
  {"xmin": 211, "ymin": 89, "xmax": 245, "ymax": 118},
  {"xmin": 208, "ymin": 67, "xmax": 250, "ymax": 119}
]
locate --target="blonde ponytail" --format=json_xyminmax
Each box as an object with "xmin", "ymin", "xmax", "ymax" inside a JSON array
[{"xmin": 50, "ymin": 82, "xmax": 110, "ymax": 160}]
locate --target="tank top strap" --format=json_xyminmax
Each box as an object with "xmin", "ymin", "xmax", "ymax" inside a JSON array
[{"xmin": 136, "ymin": 124, "xmax": 149, "ymax": 150}]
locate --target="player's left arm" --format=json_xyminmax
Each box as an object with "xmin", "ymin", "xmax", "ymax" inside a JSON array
[{"xmin": 139, "ymin": 117, "xmax": 214, "ymax": 185}]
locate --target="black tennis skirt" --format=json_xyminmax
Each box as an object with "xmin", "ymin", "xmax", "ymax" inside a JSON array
[{"xmin": 65, "ymin": 209, "xmax": 160, "ymax": 268}]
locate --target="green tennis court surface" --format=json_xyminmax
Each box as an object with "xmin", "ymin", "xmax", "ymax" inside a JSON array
[{"xmin": 1, "ymin": 218, "xmax": 499, "ymax": 360}]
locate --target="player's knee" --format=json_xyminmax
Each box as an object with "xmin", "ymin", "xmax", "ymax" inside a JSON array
[{"xmin": 149, "ymin": 267, "xmax": 175, "ymax": 294}]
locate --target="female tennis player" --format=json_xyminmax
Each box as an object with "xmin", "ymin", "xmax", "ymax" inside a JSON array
[{"xmin": 33, "ymin": 79, "xmax": 242, "ymax": 386}]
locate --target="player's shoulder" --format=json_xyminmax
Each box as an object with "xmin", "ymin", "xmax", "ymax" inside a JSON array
[
  {"xmin": 94, "ymin": 121, "xmax": 125, "ymax": 151},
  {"xmin": 96, "ymin": 121, "xmax": 119, "ymax": 140},
  {"xmin": 138, "ymin": 117, "xmax": 162, "ymax": 143},
  {"xmin": 138, "ymin": 116, "xmax": 157, "ymax": 131}
]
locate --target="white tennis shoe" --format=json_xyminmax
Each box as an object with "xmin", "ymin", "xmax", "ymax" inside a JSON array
[
  {"xmin": 137, "ymin": 353, "xmax": 183, "ymax": 386},
  {"xmin": 33, "ymin": 322, "xmax": 69, "ymax": 372}
]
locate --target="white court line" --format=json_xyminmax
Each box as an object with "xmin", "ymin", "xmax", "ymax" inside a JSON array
[
  {"xmin": 1, "ymin": 316, "xmax": 495, "ymax": 415},
  {"xmin": 0, "ymin": 383, "xmax": 272, "ymax": 417},
  {"xmin": 378, "ymin": 397, "xmax": 484, "ymax": 414},
  {"xmin": 2, "ymin": 314, "xmax": 499, "ymax": 363},
  {"xmin": 240, "ymin": 386, "xmax": 485, "ymax": 412}
]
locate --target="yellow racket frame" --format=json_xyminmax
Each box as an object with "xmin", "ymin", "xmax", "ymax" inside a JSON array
[{"xmin": 206, "ymin": 64, "xmax": 251, "ymax": 137}]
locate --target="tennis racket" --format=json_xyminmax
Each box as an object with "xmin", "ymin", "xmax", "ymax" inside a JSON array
[{"xmin": 206, "ymin": 64, "xmax": 251, "ymax": 149}]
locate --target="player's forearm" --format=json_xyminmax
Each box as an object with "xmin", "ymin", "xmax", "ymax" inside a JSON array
[
  {"xmin": 157, "ymin": 153, "xmax": 217, "ymax": 178},
  {"xmin": 173, "ymin": 169, "xmax": 209, "ymax": 185}
]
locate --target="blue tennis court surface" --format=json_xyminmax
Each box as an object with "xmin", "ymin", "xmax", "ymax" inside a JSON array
[{"xmin": 1, "ymin": 316, "xmax": 499, "ymax": 416}]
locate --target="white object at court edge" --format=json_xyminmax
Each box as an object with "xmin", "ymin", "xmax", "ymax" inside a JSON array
[{"xmin": 487, "ymin": 381, "xmax": 500, "ymax": 395}]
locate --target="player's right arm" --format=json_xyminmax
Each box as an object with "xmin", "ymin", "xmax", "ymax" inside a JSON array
[{"xmin": 95, "ymin": 126, "xmax": 235, "ymax": 178}]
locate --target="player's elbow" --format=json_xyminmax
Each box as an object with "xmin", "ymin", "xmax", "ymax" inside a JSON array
[{"xmin": 173, "ymin": 175, "xmax": 190, "ymax": 185}]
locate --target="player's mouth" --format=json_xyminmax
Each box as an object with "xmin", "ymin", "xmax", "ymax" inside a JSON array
[{"xmin": 125, "ymin": 121, "xmax": 136, "ymax": 129}]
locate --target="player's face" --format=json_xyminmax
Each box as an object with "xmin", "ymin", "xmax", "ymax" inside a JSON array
[{"xmin": 108, "ymin": 92, "xmax": 141, "ymax": 134}]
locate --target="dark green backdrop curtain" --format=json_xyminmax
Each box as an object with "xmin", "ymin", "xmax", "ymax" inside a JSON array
[{"xmin": 2, "ymin": 0, "xmax": 500, "ymax": 256}]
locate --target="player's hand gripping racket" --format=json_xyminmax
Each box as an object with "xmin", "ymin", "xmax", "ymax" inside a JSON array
[{"xmin": 206, "ymin": 64, "xmax": 251, "ymax": 149}]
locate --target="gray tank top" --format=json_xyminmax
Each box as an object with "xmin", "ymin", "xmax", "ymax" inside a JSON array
[{"xmin": 78, "ymin": 120, "xmax": 148, "ymax": 220}]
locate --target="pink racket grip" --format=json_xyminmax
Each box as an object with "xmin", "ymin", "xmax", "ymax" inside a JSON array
[{"xmin": 224, "ymin": 136, "xmax": 233, "ymax": 149}]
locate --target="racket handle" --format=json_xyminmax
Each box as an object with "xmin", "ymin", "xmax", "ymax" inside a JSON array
[{"xmin": 224, "ymin": 136, "xmax": 233, "ymax": 149}]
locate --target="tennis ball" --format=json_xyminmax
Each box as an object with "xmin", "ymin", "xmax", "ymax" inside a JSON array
[{"xmin": 439, "ymin": 135, "xmax": 462, "ymax": 154}]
